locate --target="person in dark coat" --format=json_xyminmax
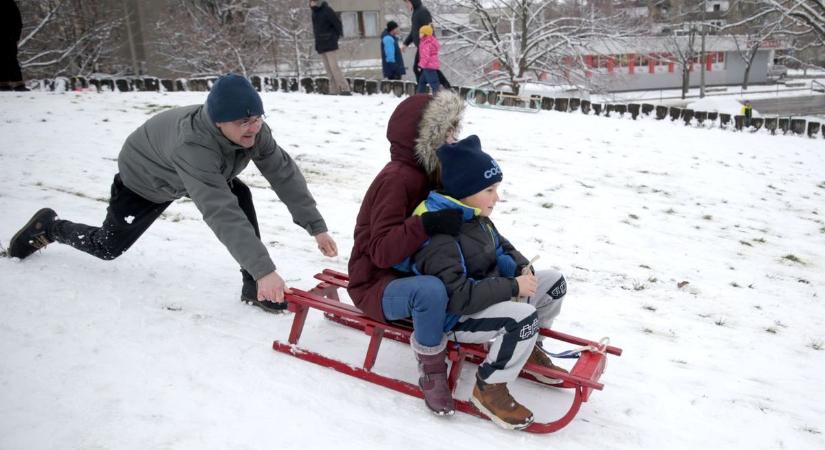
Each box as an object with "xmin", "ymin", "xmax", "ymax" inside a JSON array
[
  {"xmin": 400, "ymin": 0, "xmax": 432, "ymax": 84},
  {"xmin": 347, "ymin": 91, "xmax": 465, "ymax": 415},
  {"xmin": 0, "ymin": 0, "xmax": 27, "ymax": 91},
  {"xmin": 380, "ymin": 21, "xmax": 405, "ymax": 80},
  {"xmin": 310, "ymin": 0, "xmax": 351, "ymax": 95}
]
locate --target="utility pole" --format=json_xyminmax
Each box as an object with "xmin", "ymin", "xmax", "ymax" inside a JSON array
[
  {"xmin": 699, "ymin": 0, "xmax": 708, "ymax": 98},
  {"xmin": 121, "ymin": 0, "xmax": 140, "ymax": 76},
  {"xmin": 700, "ymin": 0, "xmax": 706, "ymax": 98}
]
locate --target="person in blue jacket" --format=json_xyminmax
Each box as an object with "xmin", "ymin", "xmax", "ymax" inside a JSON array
[{"xmin": 381, "ymin": 21, "xmax": 406, "ymax": 80}]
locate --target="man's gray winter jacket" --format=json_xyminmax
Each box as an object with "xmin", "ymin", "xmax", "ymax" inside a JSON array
[{"xmin": 117, "ymin": 104, "xmax": 326, "ymax": 280}]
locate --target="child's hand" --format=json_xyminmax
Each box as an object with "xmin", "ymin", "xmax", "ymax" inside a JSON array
[{"xmin": 515, "ymin": 274, "xmax": 537, "ymax": 298}]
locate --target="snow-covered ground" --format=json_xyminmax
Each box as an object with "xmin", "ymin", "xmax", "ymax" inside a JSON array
[
  {"xmin": 593, "ymin": 78, "xmax": 825, "ymax": 105},
  {"xmin": 1, "ymin": 90, "xmax": 824, "ymax": 450}
]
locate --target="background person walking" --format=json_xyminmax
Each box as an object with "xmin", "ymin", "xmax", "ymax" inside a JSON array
[
  {"xmin": 310, "ymin": 0, "xmax": 351, "ymax": 95},
  {"xmin": 0, "ymin": 0, "xmax": 28, "ymax": 91}
]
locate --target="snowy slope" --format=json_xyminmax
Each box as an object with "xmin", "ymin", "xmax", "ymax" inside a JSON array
[{"xmin": 1, "ymin": 90, "xmax": 824, "ymax": 450}]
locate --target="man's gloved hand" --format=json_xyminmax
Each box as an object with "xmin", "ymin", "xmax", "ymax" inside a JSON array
[{"xmin": 421, "ymin": 209, "xmax": 463, "ymax": 236}]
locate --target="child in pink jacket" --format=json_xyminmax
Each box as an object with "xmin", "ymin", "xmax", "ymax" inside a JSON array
[{"xmin": 417, "ymin": 24, "xmax": 440, "ymax": 94}]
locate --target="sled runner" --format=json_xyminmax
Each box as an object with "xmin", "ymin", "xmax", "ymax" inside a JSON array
[{"xmin": 273, "ymin": 268, "xmax": 622, "ymax": 433}]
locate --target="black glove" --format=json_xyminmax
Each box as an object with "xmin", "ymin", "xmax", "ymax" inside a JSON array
[{"xmin": 421, "ymin": 209, "xmax": 463, "ymax": 236}]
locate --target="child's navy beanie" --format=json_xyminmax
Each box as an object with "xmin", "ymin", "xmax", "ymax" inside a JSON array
[
  {"xmin": 206, "ymin": 73, "xmax": 264, "ymax": 123},
  {"xmin": 437, "ymin": 135, "xmax": 503, "ymax": 199}
]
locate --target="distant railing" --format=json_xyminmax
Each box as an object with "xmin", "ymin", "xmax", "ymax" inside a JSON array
[{"xmin": 28, "ymin": 75, "xmax": 823, "ymax": 141}]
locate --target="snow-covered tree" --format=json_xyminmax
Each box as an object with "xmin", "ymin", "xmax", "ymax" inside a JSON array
[
  {"xmin": 725, "ymin": 0, "xmax": 825, "ymax": 70},
  {"xmin": 661, "ymin": 28, "xmax": 699, "ymax": 99},
  {"xmin": 430, "ymin": 0, "xmax": 638, "ymax": 95},
  {"xmin": 17, "ymin": 0, "xmax": 123, "ymax": 78},
  {"xmin": 152, "ymin": 0, "xmax": 277, "ymax": 77}
]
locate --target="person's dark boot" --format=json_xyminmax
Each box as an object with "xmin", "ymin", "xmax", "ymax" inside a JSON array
[
  {"xmin": 413, "ymin": 337, "xmax": 455, "ymax": 416},
  {"xmin": 240, "ymin": 270, "xmax": 288, "ymax": 314},
  {"xmin": 8, "ymin": 208, "xmax": 57, "ymax": 260}
]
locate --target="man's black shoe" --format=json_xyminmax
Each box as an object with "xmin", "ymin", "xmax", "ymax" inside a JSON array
[
  {"xmin": 241, "ymin": 279, "xmax": 288, "ymax": 314},
  {"xmin": 8, "ymin": 208, "xmax": 57, "ymax": 260}
]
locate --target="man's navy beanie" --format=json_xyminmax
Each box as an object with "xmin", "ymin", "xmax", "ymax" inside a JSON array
[
  {"xmin": 206, "ymin": 73, "xmax": 264, "ymax": 123},
  {"xmin": 437, "ymin": 134, "xmax": 503, "ymax": 199}
]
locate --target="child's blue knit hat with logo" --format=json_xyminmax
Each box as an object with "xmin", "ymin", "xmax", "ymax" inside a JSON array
[{"xmin": 437, "ymin": 135, "xmax": 503, "ymax": 199}]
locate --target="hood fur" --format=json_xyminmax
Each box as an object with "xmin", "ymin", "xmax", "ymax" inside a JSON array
[{"xmin": 415, "ymin": 90, "xmax": 465, "ymax": 177}]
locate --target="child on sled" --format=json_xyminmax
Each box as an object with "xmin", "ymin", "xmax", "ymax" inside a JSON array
[{"xmin": 406, "ymin": 134, "xmax": 570, "ymax": 429}]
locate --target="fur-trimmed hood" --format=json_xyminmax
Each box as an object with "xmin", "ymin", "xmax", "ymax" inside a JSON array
[{"xmin": 386, "ymin": 91, "xmax": 465, "ymax": 178}]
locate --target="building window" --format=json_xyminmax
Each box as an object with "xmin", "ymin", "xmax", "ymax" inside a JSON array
[
  {"xmin": 340, "ymin": 11, "xmax": 380, "ymax": 38},
  {"xmin": 341, "ymin": 12, "xmax": 358, "ymax": 37},
  {"xmin": 362, "ymin": 11, "xmax": 378, "ymax": 37}
]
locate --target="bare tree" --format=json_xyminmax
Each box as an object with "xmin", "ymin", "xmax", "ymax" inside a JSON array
[
  {"xmin": 758, "ymin": 0, "xmax": 825, "ymax": 46},
  {"xmin": 725, "ymin": 0, "xmax": 825, "ymax": 71},
  {"xmin": 152, "ymin": 0, "xmax": 276, "ymax": 77},
  {"xmin": 431, "ymin": 0, "xmax": 637, "ymax": 95},
  {"xmin": 264, "ymin": 1, "xmax": 316, "ymax": 78},
  {"xmin": 719, "ymin": 2, "xmax": 785, "ymax": 89},
  {"xmin": 17, "ymin": 0, "xmax": 123, "ymax": 78},
  {"xmin": 662, "ymin": 28, "xmax": 699, "ymax": 99}
]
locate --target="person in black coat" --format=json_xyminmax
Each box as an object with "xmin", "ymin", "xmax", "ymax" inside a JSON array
[
  {"xmin": 400, "ymin": 0, "xmax": 450, "ymax": 88},
  {"xmin": 400, "ymin": 0, "xmax": 432, "ymax": 84},
  {"xmin": 0, "ymin": 0, "xmax": 27, "ymax": 91},
  {"xmin": 310, "ymin": 0, "xmax": 351, "ymax": 95}
]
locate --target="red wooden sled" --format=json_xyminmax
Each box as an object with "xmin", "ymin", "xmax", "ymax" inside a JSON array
[{"xmin": 273, "ymin": 268, "xmax": 622, "ymax": 433}]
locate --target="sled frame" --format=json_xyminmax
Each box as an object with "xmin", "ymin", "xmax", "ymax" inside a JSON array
[
  {"xmin": 466, "ymin": 88, "xmax": 542, "ymax": 114},
  {"xmin": 273, "ymin": 269, "xmax": 622, "ymax": 433}
]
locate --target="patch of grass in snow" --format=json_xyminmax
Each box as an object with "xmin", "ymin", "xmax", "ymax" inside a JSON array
[
  {"xmin": 739, "ymin": 240, "xmax": 753, "ymax": 247},
  {"xmin": 642, "ymin": 305, "xmax": 657, "ymax": 312},
  {"xmin": 753, "ymin": 237, "xmax": 766, "ymax": 244},
  {"xmin": 142, "ymin": 103, "xmax": 175, "ymax": 115},
  {"xmin": 622, "ymin": 279, "xmax": 646, "ymax": 291},
  {"xmin": 703, "ymin": 214, "xmax": 713, "ymax": 220},
  {"xmin": 816, "ymin": 181, "xmax": 825, "ymax": 189},
  {"xmin": 808, "ymin": 339, "xmax": 824, "ymax": 351},
  {"xmin": 765, "ymin": 326, "xmax": 778, "ymax": 334},
  {"xmin": 714, "ymin": 317, "xmax": 728, "ymax": 327},
  {"xmin": 664, "ymin": 208, "xmax": 676, "ymax": 214},
  {"xmin": 801, "ymin": 426, "xmax": 822, "ymax": 435},
  {"xmin": 541, "ymin": 202, "xmax": 554, "ymax": 209},
  {"xmin": 781, "ymin": 254, "xmax": 806, "ymax": 265}
]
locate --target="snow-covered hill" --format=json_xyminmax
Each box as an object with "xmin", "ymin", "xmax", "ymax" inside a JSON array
[{"xmin": 1, "ymin": 90, "xmax": 823, "ymax": 450}]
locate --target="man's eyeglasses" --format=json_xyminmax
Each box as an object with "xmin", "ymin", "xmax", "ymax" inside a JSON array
[{"xmin": 236, "ymin": 115, "xmax": 264, "ymax": 129}]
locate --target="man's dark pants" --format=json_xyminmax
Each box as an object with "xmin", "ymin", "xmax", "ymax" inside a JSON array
[{"xmin": 50, "ymin": 174, "xmax": 261, "ymax": 282}]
